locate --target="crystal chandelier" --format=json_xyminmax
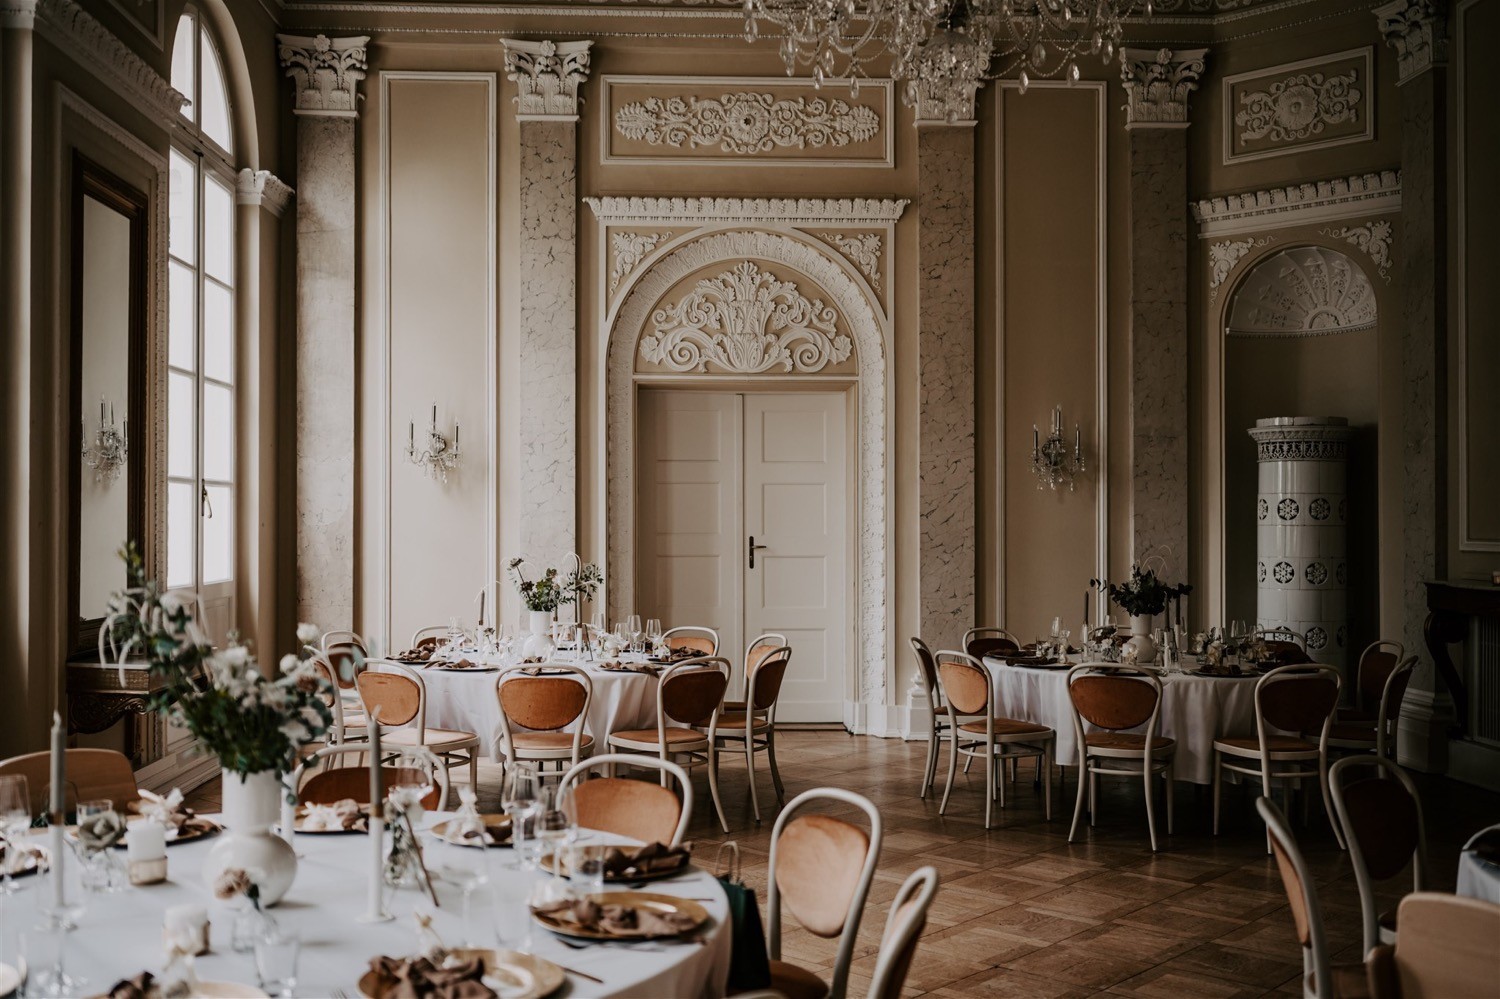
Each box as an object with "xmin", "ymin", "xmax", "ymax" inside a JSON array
[
  {"xmin": 82, "ymin": 399, "xmax": 128, "ymax": 485},
  {"xmin": 1030, "ymin": 405, "xmax": 1085, "ymax": 491},
  {"xmin": 743, "ymin": 0, "xmax": 1142, "ymax": 106},
  {"xmin": 407, "ymin": 404, "xmax": 462, "ymax": 483}
]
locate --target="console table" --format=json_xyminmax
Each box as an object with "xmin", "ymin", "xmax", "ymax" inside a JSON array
[{"xmin": 1423, "ymin": 580, "xmax": 1500, "ymax": 737}]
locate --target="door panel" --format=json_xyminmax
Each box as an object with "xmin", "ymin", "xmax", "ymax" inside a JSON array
[{"xmin": 744, "ymin": 394, "xmax": 847, "ymax": 722}]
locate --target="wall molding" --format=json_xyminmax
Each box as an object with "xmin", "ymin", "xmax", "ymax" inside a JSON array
[
  {"xmin": 1191, "ymin": 169, "xmax": 1401, "ymax": 237},
  {"xmin": 1222, "ymin": 47, "xmax": 1372, "ymax": 164},
  {"xmin": 585, "ymin": 196, "xmax": 908, "ymax": 225},
  {"xmin": 36, "ymin": 0, "xmax": 187, "ymax": 126}
]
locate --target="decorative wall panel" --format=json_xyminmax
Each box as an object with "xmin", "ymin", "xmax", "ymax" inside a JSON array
[
  {"xmin": 601, "ymin": 76, "xmax": 893, "ymax": 166},
  {"xmin": 1223, "ymin": 49, "xmax": 1372, "ymax": 163}
]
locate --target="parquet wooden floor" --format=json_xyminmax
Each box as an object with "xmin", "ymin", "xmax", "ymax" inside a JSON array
[{"xmin": 190, "ymin": 731, "xmax": 1498, "ymax": 997}]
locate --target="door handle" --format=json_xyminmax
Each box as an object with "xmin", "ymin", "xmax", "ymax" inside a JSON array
[{"xmin": 748, "ymin": 535, "xmax": 769, "ymax": 569}]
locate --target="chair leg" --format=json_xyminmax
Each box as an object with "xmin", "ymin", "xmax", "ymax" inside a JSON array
[
  {"xmin": 983, "ymin": 746, "xmax": 994, "ymax": 830},
  {"xmin": 1088, "ymin": 767, "xmax": 1097, "ymax": 826},
  {"xmin": 921, "ymin": 729, "xmax": 937, "ymax": 799},
  {"xmin": 468, "ymin": 749, "xmax": 478, "ymax": 798},
  {"xmin": 766, "ymin": 727, "xmax": 785, "ymax": 803},
  {"xmin": 438, "ymin": 759, "xmax": 453, "ymax": 812},
  {"xmin": 745, "ymin": 736, "xmax": 761, "ymax": 824},
  {"xmin": 1165, "ymin": 758, "xmax": 1175, "ymax": 836},
  {"xmin": 1068, "ymin": 755, "xmax": 1087, "ymax": 843},
  {"xmin": 939, "ymin": 733, "xmax": 960, "ymax": 816},
  {"xmin": 1144, "ymin": 755, "xmax": 1159, "ymax": 853},
  {"xmin": 1042, "ymin": 744, "xmax": 1052, "ymax": 821},
  {"xmin": 964, "ymin": 754, "xmax": 974, "ymax": 775},
  {"xmin": 705, "ymin": 744, "xmax": 729, "ymax": 834},
  {"xmin": 1211, "ymin": 752, "xmax": 1222, "ymax": 836}
]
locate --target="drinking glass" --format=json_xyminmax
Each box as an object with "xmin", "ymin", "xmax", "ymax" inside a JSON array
[
  {"xmin": 254, "ymin": 928, "xmax": 301, "ymax": 997},
  {"xmin": 0, "ymin": 775, "xmax": 30, "ymax": 895},
  {"xmin": 1049, "ymin": 617, "xmax": 1062, "ymax": 640},
  {"xmin": 502, "ymin": 764, "xmax": 540, "ymax": 871},
  {"xmin": 627, "ymin": 614, "xmax": 643, "ymax": 654},
  {"xmin": 75, "ymin": 799, "xmax": 125, "ymax": 894},
  {"xmin": 22, "ymin": 924, "xmax": 84, "ymax": 998},
  {"xmin": 646, "ymin": 618, "xmax": 663, "ymax": 651},
  {"xmin": 441, "ymin": 844, "xmax": 491, "ymax": 946},
  {"xmin": 568, "ymin": 843, "xmax": 607, "ymax": 898},
  {"xmin": 491, "ymin": 870, "xmax": 534, "ymax": 953},
  {"xmin": 534, "ymin": 785, "xmax": 574, "ymax": 884}
]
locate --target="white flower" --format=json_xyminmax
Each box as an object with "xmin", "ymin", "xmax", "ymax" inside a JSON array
[
  {"xmin": 296, "ymin": 622, "xmax": 321, "ymax": 646},
  {"xmin": 278, "ymin": 653, "xmax": 300, "ymax": 675}
]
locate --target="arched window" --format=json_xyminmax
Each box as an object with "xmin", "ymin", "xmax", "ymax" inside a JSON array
[{"xmin": 166, "ymin": 7, "xmax": 236, "ymax": 629}]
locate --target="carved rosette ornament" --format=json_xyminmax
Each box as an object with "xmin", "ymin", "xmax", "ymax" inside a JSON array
[
  {"xmin": 1374, "ymin": 0, "xmax": 1448, "ymax": 85},
  {"xmin": 1236, "ymin": 70, "xmax": 1361, "ymax": 144},
  {"xmin": 501, "ymin": 38, "xmax": 594, "ymax": 120},
  {"xmin": 277, "ymin": 33, "xmax": 369, "ymax": 117},
  {"xmin": 640, "ymin": 261, "xmax": 851, "ymax": 373},
  {"xmin": 1119, "ymin": 47, "xmax": 1208, "ymax": 127}
]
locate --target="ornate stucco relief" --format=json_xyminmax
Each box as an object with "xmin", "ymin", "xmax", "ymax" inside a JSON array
[
  {"xmin": 1224, "ymin": 49, "xmax": 1371, "ymax": 163},
  {"xmin": 615, "ymin": 91, "xmax": 880, "ymax": 154},
  {"xmin": 1375, "ymin": 0, "xmax": 1448, "ymax": 84},
  {"xmin": 501, "ymin": 38, "xmax": 593, "ymax": 119},
  {"xmin": 1119, "ymin": 47, "xmax": 1208, "ymax": 127},
  {"xmin": 609, "ymin": 231, "xmax": 671, "ymax": 295},
  {"xmin": 1208, "ymin": 236, "xmax": 1273, "ymax": 301},
  {"xmin": 277, "ymin": 33, "xmax": 369, "ymax": 117},
  {"xmin": 1320, "ymin": 220, "xmax": 1394, "ymax": 282},
  {"xmin": 1226, "ymin": 246, "xmax": 1377, "ymax": 336},
  {"xmin": 36, "ymin": 0, "xmax": 186, "ymax": 124},
  {"xmin": 819, "ymin": 232, "xmax": 883, "ymax": 290},
  {"xmin": 1237, "ymin": 70, "xmax": 1360, "ymax": 143},
  {"xmin": 1191, "ymin": 170, "xmax": 1400, "ymax": 238}
]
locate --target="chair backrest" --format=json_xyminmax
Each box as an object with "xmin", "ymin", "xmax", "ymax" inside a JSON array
[
  {"xmin": 557, "ymin": 754, "xmax": 691, "ymax": 847},
  {"xmin": 962, "ymin": 627, "xmax": 1019, "ymax": 660},
  {"xmin": 1355, "ymin": 640, "xmax": 1404, "ymax": 714},
  {"xmin": 866, "ymin": 866, "xmax": 939, "ymax": 999},
  {"xmin": 746, "ymin": 646, "xmax": 793, "ymax": 713},
  {"xmin": 743, "ymin": 632, "xmax": 788, "ymax": 698},
  {"xmin": 661, "ymin": 626, "xmax": 719, "ymax": 657},
  {"xmin": 1373, "ymin": 656, "xmax": 1417, "ymax": 754},
  {"xmin": 1255, "ymin": 664, "xmax": 1340, "ymax": 744},
  {"xmin": 1388, "ymin": 892, "xmax": 1500, "ymax": 998},
  {"xmin": 1258, "ymin": 796, "xmax": 1335, "ymax": 998},
  {"xmin": 293, "ymin": 744, "xmax": 445, "ymax": 810},
  {"xmin": 309, "ymin": 655, "xmax": 355, "ymax": 739},
  {"xmin": 767, "ymin": 788, "xmax": 883, "ymax": 999},
  {"xmin": 0, "ymin": 748, "xmax": 140, "ymax": 818},
  {"xmin": 495, "ymin": 666, "xmax": 592, "ymax": 762},
  {"xmin": 322, "ymin": 630, "xmax": 368, "ymax": 690},
  {"xmin": 1329, "ymin": 755, "xmax": 1427, "ymax": 956},
  {"xmin": 409, "ymin": 625, "xmax": 450, "ymax": 652},
  {"xmin": 658, "ymin": 658, "xmax": 729, "ymax": 727},
  {"xmin": 935, "ymin": 651, "xmax": 991, "ymax": 718},
  {"xmin": 909, "ymin": 638, "xmax": 940, "ymax": 707},
  {"xmin": 1066, "ymin": 664, "xmax": 1163, "ymax": 732},
  {"xmin": 357, "ymin": 663, "xmax": 427, "ymax": 737}
]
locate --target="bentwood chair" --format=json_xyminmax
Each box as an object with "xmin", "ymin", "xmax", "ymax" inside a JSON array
[
  {"xmin": 1258, "ymin": 797, "xmax": 1368, "ymax": 999},
  {"xmin": 1365, "ymin": 893, "xmax": 1500, "ymax": 998},
  {"xmin": 937, "ymin": 651, "xmax": 1053, "ymax": 829},
  {"xmin": 710, "ymin": 645, "xmax": 792, "ymax": 822},
  {"xmin": 764, "ymin": 788, "xmax": 884, "ymax": 999},
  {"xmin": 1339, "ymin": 640, "xmax": 1405, "ymax": 723},
  {"xmin": 310, "ymin": 655, "xmax": 367, "ymax": 748},
  {"xmin": 1329, "ymin": 655, "xmax": 1416, "ymax": 761},
  {"xmin": 910, "ymin": 638, "xmax": 955, "ymax": 799},
  {"xmin": 409, "ymin": 625, "xmax": 452, "ymax": 654},
  {"xmin": 865, "ymin": 866, "xmax": 940, "ymax": 999},
  {"xmin": 494, "ymin": 665, "xmax": 594, "ymax": 778},
  {"xmin": 557, "ymin": 754, "xmax": 691, "ymax": 847},
  {"xmin": 726, "ymin": 632, "xmax": 788, "ymax": 708},
  {"xmin": 1066, "ymin": 664, "xmax": 1175, "ymax": 852},
  {"xmin": 1213, "ymin": 664, "xmax": 1344, "ymax": 853},
  {"xmin": 607, "ymin": 657, "xmax": 731, "ymax": 832},
  {"xmin": 1255, "ymin": 627, "xmax": 1313, "ymax": 666},
  {"xmin": 0, "ymin": 749, "xmax": 140, "ymax": 818},
  {"xmin": 356, "ymin": 662, "xmax": 480, "ymax": 810},
  {"xmin": 660, "ymin": 625, "xmax": 719, "ymax": 657},
  {"xmin": 291, "ymin": 744, "xmax": 446, "ymax": 811},
  {"xmin": 1329, "ymin": 755, "xmax": 1427, "ymax": 955},
  {"xmin": 322, "ymin": 630, "xmax": 370, "ymax": 709},
  {"xmin": 962, "ymin": 627, "xmax": 1021, "ymax": 660}
]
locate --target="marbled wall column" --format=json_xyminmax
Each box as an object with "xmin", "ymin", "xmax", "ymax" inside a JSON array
[
  {"xmin": 1120, "ymin": 48, "xmax": 1207, "ymax": 578},
  {"xmin": 278, "ymin": 34, "xmax": 368, "ymax": 629},
  {"xmin": 915, "ymin": 87, "xmax": 978, "ymax": 651},
  {"xmin": 502, "ymin": 39, "xmax": 592, "ymax": 566},
  {"xmin": 1376, "ymin": 0, "xmax": 1451, "ymax": 761}
]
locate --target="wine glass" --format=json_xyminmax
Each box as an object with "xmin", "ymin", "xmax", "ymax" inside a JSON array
[
  {"xmin": 1049, "ymin": 617, "xmax": 1062, "ymax": 641},
  {"xmin": 627, "ymin": 614, "xmax": 643, "ymax": 654},
  {"xmin": 0, "ymin": 775, "xmax": 30, "ymax": 895},
  {"xmin": 535, "ymin": 786, "xmax": 575, "ymax": 893},
  {"xmin": 442, "ymin": 843, "xmax": 491, "ymax": 945},
  {"xmin": 502, "ymin": 764, "xmax": 540, "ymax": 871},
  {"xmin": 646, "ymin": 618, "xmax": 663, "ymax": 653}
]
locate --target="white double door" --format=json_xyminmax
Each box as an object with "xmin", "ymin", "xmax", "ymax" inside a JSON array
[{"xmin": 636, "ymin": 389, "xmax": 849, "ymax": 723}]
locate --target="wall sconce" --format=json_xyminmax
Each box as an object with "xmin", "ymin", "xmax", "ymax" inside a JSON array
[
  {"xmin": 82, "ymin": 398, "xmax": 127, "ymax": 484},
  {"xmin": 407, "ymin": 403, "xmax": 461, "ymax": 483},
  {"xmin": 1030, "ymin": 405, "xmax": 1084, "ymax": 492}
]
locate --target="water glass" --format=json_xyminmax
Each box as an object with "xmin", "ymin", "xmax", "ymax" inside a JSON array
[
  {"xmin": 254, "ymin": 929, "xmax": 301, "ymax": 997},
  {"xmin": 569, "ymin": 844, "xmax": 607, "ymax": 898},
  {"xmin": 491, "ymin": 870, "xmax": 534, "ymax": 952},
  {"xmin": 627, "ymin": 614, "xmax": 643, "ymax": 654},
  {"xmin": 22, "ymin": 924, "xmax": 83, "ymax": 998},
  {"xmin": 646, "ymin": 618, "xmax": 663, "ymax": 651},
  {"xmin": 0, "ymin": 774, "xmax": 30, "ymax": 895}
]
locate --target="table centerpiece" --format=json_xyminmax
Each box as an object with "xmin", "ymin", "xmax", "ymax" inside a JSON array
[{"xmin": 1091, "ymin": 560, "xmax": 1193, "ymax": 665}]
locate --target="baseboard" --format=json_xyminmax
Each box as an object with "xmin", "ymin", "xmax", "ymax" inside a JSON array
[
  {"xmin": 841, "ymin": 700, "xmax": 907, "ymax": 738},
  {"xmin": 1397, "ymin": 687, "xmax": 1454, "ymax": 773},
  {"xmin": 1449, "ymin": 739, "xmax": 1500, "ymax": 792}
]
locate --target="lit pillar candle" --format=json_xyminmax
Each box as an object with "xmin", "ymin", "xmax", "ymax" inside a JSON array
[{"xmin": 50, "ymin": 711, "xmax": 65, "ymax": 909}]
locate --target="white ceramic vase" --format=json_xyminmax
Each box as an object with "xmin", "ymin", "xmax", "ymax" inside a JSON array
[
  {"xmin": 202, "ymin": 769, "xmax": 297, "ymax": 907},
  {"xmin": 522, "ymin": 609, "xmax": 554, "ymax": 659},
  {"xmin": 1126, "ymin": 614, "xmax": 1158, "ymax": 664}
]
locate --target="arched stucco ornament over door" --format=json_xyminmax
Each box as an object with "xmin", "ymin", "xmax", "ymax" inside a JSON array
[{"xmin": 605, "ymin": 225, "xmax": 893, "ymax": 725}]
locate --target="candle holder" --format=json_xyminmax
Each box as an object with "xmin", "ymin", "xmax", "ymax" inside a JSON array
[
  {"xmin": 1030, "ymin": 405, "xmax": 1086, "ymax": 492},
  {"xmin": 82, "ymin": 398, "xmax": 127, "ymax": 485},
  {"xmin": 406, "ymin": 404, "xmax": 461, "ymax": 483}
]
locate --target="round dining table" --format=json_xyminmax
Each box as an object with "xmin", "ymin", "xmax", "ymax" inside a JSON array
[
  {"xmin": 4, "ymin": 816, "xmax": 732, "ymax": 998},
  {"xmin": 1457, "ymin": 824, "xmax": 1500, "ymax": 905},
  {"xmin": 981, "ymin": 657, "xmax": 1261, "ymax": 785}
]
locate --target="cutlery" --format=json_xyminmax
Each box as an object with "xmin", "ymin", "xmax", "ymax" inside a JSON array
[{"xmin": 558, "ymin": 965, "xmax": 605, "ymax": 984}]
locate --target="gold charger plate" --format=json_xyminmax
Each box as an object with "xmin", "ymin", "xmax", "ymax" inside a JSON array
[
  {"xmin": 108, "ymin": 819, "xmax": 223, "ymax": 849},
  {"xmin": 431, "ymin": 814, "xmax": 512, "ymax": 848},
  {"xmin": 88, "ymin": 981, "xmax": 268, "ymax": 999},
  {"xmin": 357, "ymin": 949, "xmax": 564, "ymax": 999},
  {"xmin": 531, "ymin": 892, "xmax": 708, "ymax": 941},
  {"xmin": 538, "ymin": 852, "xmax": 690, "ymax": 883},
  {"xmin": 2, "ymin": 842, "xmax": 48, "ymax": 878},
  {"xmin": 292, "ymin": 805, "xmax": 369, "ymax": 835}
]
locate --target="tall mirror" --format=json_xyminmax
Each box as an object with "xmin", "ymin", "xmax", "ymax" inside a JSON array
[{"xmin": 70, "ymin": 153, "xmax": 148, "ymax": 654}]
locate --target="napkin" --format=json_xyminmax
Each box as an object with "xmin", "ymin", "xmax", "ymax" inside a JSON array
[
  {"xmin": 132, "ymin": 788, "xmax": 187, "ymax": 827},
  {"xmin": 299, "ymin": 799, "xmax": 366, "ymax": 832},
  {"xmin": 367, "ymin": 956, "xmax": 496, "ymax": 999},
  {"xmin": 77, "ymin": 809, "xmax": 126, "ymax": 852},
  {"xmin": 393, "ymin": 647, "xmax": 435, "ymax": 664},
  {"xmin": 602, "ymin": 842, "xmax": 691, "ymax": 879},
  {"xmin": 534, "ymin": 897, "xmax": 699, "ymax": 936},
  {"xmin": 106, "ymin": 972, "xmax": 155, "ymax": 999},
  {"xmin": 442, "ymin": 659, "xmax": 479, "ymax": 670},
  {"xmin": 597, "ymin": 661, "xmax": 659, "ymax": 675}
]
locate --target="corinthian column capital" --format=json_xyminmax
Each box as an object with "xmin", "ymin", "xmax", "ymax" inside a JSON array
[
  {"xmin": 1119, "ymin": 47, "xmax": 1208, "ymax": 129},
  {"xmin": 501, "ymin": 38, "xmax": 593, "ymax": 121},
  {"xmin": 1375, "ymin": 0, "xmax": 1448, "ymax": 85},
  {"xmin": 277, "ymin": 33, "xmax": 369, "ymax": 117}
]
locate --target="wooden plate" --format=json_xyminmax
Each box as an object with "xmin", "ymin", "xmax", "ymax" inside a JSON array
[
  {"xmin": 358, "ymin": 949, "xmax": 564, "ymax": 999},
  {"xmin": 531, "ymin": 891, "xmax": 708, "ymax": 941},
  {"xmin": 538, "ymin": 852, "xmax": 690, "ymax": 883},
  {"xmin": 431, "ymin": 814, "xmax": 512, "ymax": 848},
  {"xmin": 292, "ymin": 805, "xmax": 369, "ymax": 834}
]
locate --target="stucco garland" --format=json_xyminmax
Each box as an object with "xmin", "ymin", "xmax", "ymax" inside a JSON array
[{"xmin": 607, "ymin": 229, "xmax": 889, "ymax": 712}]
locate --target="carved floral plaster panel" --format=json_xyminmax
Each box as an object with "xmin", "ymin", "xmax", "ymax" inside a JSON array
[
  {"xmin": 1320, "ymin": 220, "xmax": 1394, "ymax": 282},
  {"xmin": 1223, "ymin": 49, "xmax": 1372, "ymax": 164}
]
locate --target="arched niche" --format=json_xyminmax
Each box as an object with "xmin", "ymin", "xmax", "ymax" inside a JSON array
[
  {"xmin": 1221, "ymin": 244, "xmax": 1380, "ymax": 663},
  {"xmin": 605, "ymin": 228, "xmax": 891, "ymax": 716}
]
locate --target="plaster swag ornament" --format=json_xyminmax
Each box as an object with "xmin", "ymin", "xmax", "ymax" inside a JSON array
[
  {"xmin": 614, "ymin": 92, "xmax": 880, "ymax": 155},
  {"xmin": 1374, "ymin": 0, "xmax": 1448, "ymax": 84},
  {"xmin": 640, "ymin": 261, "xmax": 851, "ymax": 374},
  {"xmin": 276, "ymin": 34, "xmax": 369, "ymax": 116},
  {"xmin": 1208, "ymin": 236, "xmax": 1272, "ymax": 301},
  {"xmin": 501, "ymin": 38, "xmax": 594, "ymax": 119},
  {"xmin": 820, "ymin": 232, "xmax": 884, "ymax": 290},
  {"xmin": 1321, "ymin": 220, "xmax": 1394, "ymax": 282},
  {"xmin": 610, "ymin": 231, "xmax": 672, "ymax": 294},
  {"xmin": 1119, "ymin": 47, "xmax": 1208, "ymax": 126},
  {"xmin": 1236, "ymin": 69, "xmax": 1361, "ymax": 145}
]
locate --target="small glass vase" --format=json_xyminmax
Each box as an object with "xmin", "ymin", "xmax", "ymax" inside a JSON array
[
  {"xmin": 78, "ymin": 846, "xmax": 127, "ymax": 894},
  {"xmin": 231, "ymin": 904, "xmax": 278, "ymax": 954}
]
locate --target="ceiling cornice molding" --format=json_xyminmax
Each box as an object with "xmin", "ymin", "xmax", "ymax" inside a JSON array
[
  {"xmin": 36, "ymin": 0, "xmax": 187, "ymax": 125},
  {"xmin": 1191, "ymin": 170, "xmax": 1401, "ymax": 237},
  {"xmin": 585, "ymin": 196, "xmax": 909, "ymax": 225}
]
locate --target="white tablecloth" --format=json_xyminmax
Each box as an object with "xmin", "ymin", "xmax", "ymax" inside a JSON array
[
  {"xmin": 399, "ymin": 658, "xmax": 662, "ymax": 762},
  {"xmin": 981, "ymin": 659, "xmax": 1260, "ymax": 785},
  {"xmin": 5, "ymin": 817, "xmax": 732, "ymax": 998},
  {"xmin": 1457, "ymin": 825, "xmax": 1500, "ymax": 905}
]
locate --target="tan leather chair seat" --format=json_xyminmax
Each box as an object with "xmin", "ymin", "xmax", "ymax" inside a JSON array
[
  {"xmin": 766, "ymin": 959, "xmax": 829, "ymax": 999},
  {"xmin": 510, "ymin": 731, "xmax": 593, "ymax": 751},
  {"xmin": 609, "ymin": 727, "xmax": 707, "ymax": 746},
  {"xmin": 1086, "ymin": 732, "xmax": 1176, "ymax": 751},
  {"xmin": 714, "ymin": 712, "xmax": 770, "ymax": 731},
  {"xmin": 383, "ymin": 728, "xmax": 479, "ymax": 752},
  {"xmin": 1214, "ymin": 735, "xmax": 1315, "ymax": 755},
  {"xmin": 958, "ymin": 718, "xmax": 1052, "ymax": 736}
]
